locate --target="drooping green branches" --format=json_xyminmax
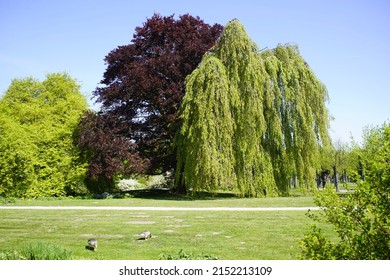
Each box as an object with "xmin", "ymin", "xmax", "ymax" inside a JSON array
[
  {"xmin": 262, "ymin": 45, "xmax": 330, "ymax": 191},
  {"xmin": 215, "ymin": 21, "xmax": 277, "ymax": 197},
  {"xmin": 175, "ymin": 55, "xmax": 236, "ymax": 194},
  {"xmin": 175, "ymin": 20, "xmax": 330, "ymax": 196}
]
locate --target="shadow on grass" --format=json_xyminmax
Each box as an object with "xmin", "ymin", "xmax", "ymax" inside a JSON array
[
  {"xmin": 123, "ymin": 188, "xmax": 238, "ymax": 201},
  {"xmin": 0, "ymin": 189, "xmax": 240, "ymax": 205}
]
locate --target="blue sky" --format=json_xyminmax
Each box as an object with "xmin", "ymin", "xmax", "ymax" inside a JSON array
[{"xmin": 1, "ymin": 0, "xmax": 389, "ymax": 144}]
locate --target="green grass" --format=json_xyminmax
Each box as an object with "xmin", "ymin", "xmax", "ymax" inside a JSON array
[
  {"xmin": 21, "ymin": 242, "xmax": 73, "ymax": 260},
  {"xmin": 0, "ymin": 208, "xmax": 333, "ymax": 260},
  {"xmin": 0, "ymin": 192, "xmax": 337, "ymax": 259},
  {"xmin": 0, "ymin": 189, "xmax": 316, "ymax": 207}
]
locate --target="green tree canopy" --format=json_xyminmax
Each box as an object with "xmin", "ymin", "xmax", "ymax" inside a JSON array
[
  {"xmin": 0, "ymin": 73, "xmax": 88, "ymax": 198},
  {"xmin": 175, "ymin": 20, "xmax": 330, "ymax": 196},
  {"xmin": 261, "ymin": 44, "xmax": 331, "ymax": 192}
]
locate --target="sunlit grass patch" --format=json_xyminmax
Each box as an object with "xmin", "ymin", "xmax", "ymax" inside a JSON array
[{"xmin": 0, "ymin": 206, "xmax": 332, "ymax": 260}]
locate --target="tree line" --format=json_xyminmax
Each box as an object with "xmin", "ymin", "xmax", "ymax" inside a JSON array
[{"xmin": 0, "ymin": 14, "xmax": 387, "ymax": 198}]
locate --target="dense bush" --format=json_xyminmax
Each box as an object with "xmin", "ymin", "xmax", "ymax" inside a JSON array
[{"xmin": 301, "ymin": 124, "xmax": 390, "ymax": 259}]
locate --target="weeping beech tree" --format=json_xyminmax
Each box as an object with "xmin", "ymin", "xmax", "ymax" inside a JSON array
[
  {"xmin": 214, "ymin": 20, "xmax": 278, "ymax": 197},
  {"xmin": 175, "ymin": 55, "xmax": 236, "ymax": 193},
  {"xmin": 261, "ymin": 45, "xmax": 330, "ymax": 192},
  {"xmin": 175, "ymin": 20, "xmax": 330, "ymax": 196}
]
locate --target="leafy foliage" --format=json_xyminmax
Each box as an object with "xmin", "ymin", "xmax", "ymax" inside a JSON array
[
  {"xmin": 76, "ymin": 111, "xmax": 146, "ymax": 193},
  {"xmin": 317, "ymin": 140, "xmax": 350, "ymax": 191},
  {"xmin": 175, "ymin": 55, "xmax": 236, "ymax": 194},
  {"xmin": 79, "ymin": 13, "xmax": 223, "ymax": 182},
  {"xmin": 0, "ymin": 73, "xmax": 88, "ymax": 198},
  {"xmin": 175, "ymin": 20, "xmax": 330, "ymax": 196},
  {"xmin": 301, "ymin": 123, "xmax": 390, "ymax": 259},
  {"xmin": 261, "ymin": 45, "xmax": 330, "ymax": 192},
  {"xmin": 217, "ymin": 21, "xmax": 277, "ymax": 197}
]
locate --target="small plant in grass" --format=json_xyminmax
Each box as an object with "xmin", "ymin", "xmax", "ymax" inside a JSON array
[
  {"xmin": 159, "ymin": 249, "xmax": 219, "ymax": 260},
  {"xmin": 21, "ymin": 242, "xmax": 73, "ymax": 260},
  {"xmin": 0, "ymin": 196, "xmax": 16, "ymax": 205},
  {"xmin": 0, "ymin": 243, "xmax": 73, "ymax": 260},
  {"xmin": 0, "ymin": 250, "xmax": 26, "ymax": 260}
]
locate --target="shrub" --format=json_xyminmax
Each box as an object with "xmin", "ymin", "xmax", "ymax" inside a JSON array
[
  {"xmin": 0, "ymin": 197, "xmax": 16, "ymax": 205},
  {"xmin": 300, "ymin": 224, "xmax": 344, "ymax": 260},
  {"xmin": 300, "ymin": 124, "xmax": 390, "ymax": 259}
]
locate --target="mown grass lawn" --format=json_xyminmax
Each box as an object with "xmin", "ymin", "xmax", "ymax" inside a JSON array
[
  {"xmin": 0, "ymin": 194, "xmax": 335, "ymax": 260},
  {"xmin": 0, "ymin": 189, "xmax": 316, "ymax": 208},
  {"xmin": 0, "ymin": 209, "xmax": 317, "ymax": 260}
]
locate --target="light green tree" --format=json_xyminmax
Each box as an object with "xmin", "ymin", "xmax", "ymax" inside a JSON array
[
  {"xmin": 215, "ymin": 20, "xmax": 277, "ymax": 197},
  {"xmin": 0, "ymin": 73, "xmax": 88, "ymax": 198},
  {"xmin": 175, "ymin": 55, "xmax": 236, "ymax": 194},
  {"xmin": 318, "ymin": 140, "xmax": 349, "ymax": 191},
  {"xmin": 175, "ymin": 20, "xmax": 330, "ymax": 196},
  {"xmin": 261, "ymin": 45, "xmax": 330, "ymax": 192}
]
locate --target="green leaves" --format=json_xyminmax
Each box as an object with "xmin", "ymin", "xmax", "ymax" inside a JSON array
[
  {"xmin": 92, "ymin": 14, "xmax": 223, "ymax": 174},
  {"xmin": 175, "ymin": 55, "xmax": 236, "ymax": 194},
  {"xmin": 0, "ymin": 73, "xmax": 88, "ymax": 198},
  {"xmin": 262, "ymin": 45, "xmax": 330, "ymax": 191},
  {"xmin": 301, "ymin": 124, "xmax": 390, "ymax": 259},
  {"xmin": 175, "ymin": 20, "xmax": 330, "ymax": 196}
]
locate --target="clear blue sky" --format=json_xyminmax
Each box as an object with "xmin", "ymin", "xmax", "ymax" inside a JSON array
[{"xmin": 1, "ymin": 0, "xmax": 389, "ymax": 144}]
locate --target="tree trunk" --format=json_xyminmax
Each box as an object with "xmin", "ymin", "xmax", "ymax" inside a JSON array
[
  {"xmin": 173, "ymin": 172, "xmax": 187, "ymax": 195},
  {"xmin": 333, "ymin": 165, "xmax": 339, "ymax": 192},
  {"xmin": 316, "ymin": 171, "xmax": 321, "ymax": 189}
]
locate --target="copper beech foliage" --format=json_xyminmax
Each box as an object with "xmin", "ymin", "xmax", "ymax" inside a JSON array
[
  {"xmin": 76, "ymin": 112, "xmax": 146, "ymax": 192},
  {"xmin": 77, "ymin": 14, "xmax": 222, "ymax": 187}
]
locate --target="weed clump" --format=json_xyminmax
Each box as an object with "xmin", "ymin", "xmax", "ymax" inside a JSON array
[
  {"xmin": 0, "ymin": 242, "xmax": 73, "ymax": 260},
  {"xmin": 159, "ymin": 249, "xmax": 219, "ymax": 260}
]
